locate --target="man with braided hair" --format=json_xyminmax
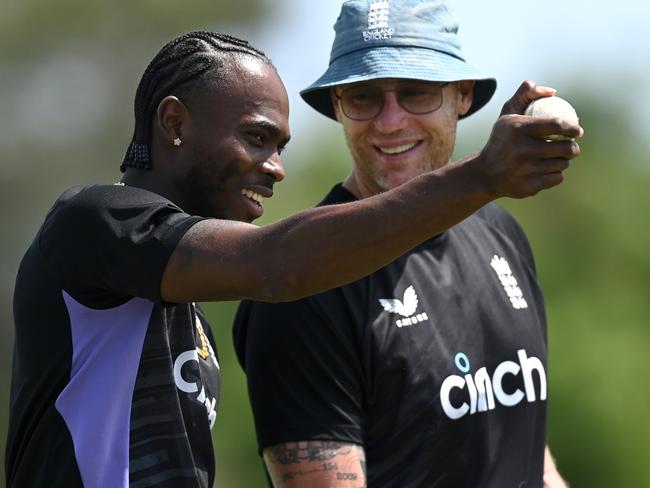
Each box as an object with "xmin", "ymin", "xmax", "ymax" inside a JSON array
[{"xmin": 6, "ymin": 28, "xmax": 580, "ymax": 488}]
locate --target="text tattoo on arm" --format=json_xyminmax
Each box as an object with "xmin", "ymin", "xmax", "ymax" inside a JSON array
[
  {"xmin": 268, "ymin": 441, "xmax": 352, "ymax": 464},
  {"xmin": 265, "ymin": 441, "xmax": 367, "ymax": 487}
]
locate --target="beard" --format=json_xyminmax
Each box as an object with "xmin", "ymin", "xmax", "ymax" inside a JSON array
[
  {"xmin": 343, "ymin": 131, "xmax": 457, "ymax": 195},
  {"xmin": 179, "ymin": 151, "xmax": 237, "ymax": 220}
]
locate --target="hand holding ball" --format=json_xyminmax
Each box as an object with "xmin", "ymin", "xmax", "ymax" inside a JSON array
[{"xmin": 524, "ymin": 96, "xmax": 579, "ymax": 141}]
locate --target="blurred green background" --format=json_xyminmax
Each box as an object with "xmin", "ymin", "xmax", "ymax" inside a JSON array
[{"xmin": 1, "ymin": 1, "xmax": 649, "ymax": 487}]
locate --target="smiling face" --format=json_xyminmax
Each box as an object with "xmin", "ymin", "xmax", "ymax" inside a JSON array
[
  {"xmin": 331, "ymin": 78, "xmax": 474, "ymax": 198},
  {"xmin": 176, "ymin": 55, "xmax": 290, "ymax": 222}
]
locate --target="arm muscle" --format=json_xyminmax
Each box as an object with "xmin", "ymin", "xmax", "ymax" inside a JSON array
[{"xmin": 263, "ymin": 441, "xmax": 366, "ymax": 488}]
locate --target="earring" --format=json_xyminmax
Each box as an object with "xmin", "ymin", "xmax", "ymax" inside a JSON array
[{"xmin": 173, "ymin": 137, "xmax": 182, "ymax": 147}]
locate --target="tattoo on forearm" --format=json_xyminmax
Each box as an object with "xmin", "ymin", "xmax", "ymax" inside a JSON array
[
  {"xmin": 281, "ymin": 470, "xmax": 360, "ymax": 483},
  {"xmin": 336, "ymin": 472, "xmax": 358, "ymax": 481},
  {"xmin": 357, "ymin": 445, "xmax": 367, "ymax": 477},
  {"xmin": 267, "ymin": 442, "xmax": 367, "ymax": 487},
  {"xmin": 268, "ymin": 441, "xmax": 353, "ymax": 465},
  {"xmin": 281, "ymin": 469, "xmax": 320, "ymax": 482}
]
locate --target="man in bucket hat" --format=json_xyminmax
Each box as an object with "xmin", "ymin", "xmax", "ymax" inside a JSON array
[
  {"xmin": 6, "ymin": 26, "xmax": 574, "ymax": 487},
  {"xmin": 235, "ymin": 1, "xmax": 576, "ymax": 486}
]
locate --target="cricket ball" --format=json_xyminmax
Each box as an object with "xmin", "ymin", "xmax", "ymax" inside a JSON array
[{"xmin": 524, "ymin": 96, "xmax": 579, "ymax": 141}]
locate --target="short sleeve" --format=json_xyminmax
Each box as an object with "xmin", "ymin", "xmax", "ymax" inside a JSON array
[
  {"xmin": 476, "ymin": 202, "xmax": 538, "ymax": 275},
  {"xmin": 234, "ymin": 286, "xmax": 368, "ymax": 450},
  {"xmin": 38, "ymin": 185, "xmax": 204, "ymax": 306}
]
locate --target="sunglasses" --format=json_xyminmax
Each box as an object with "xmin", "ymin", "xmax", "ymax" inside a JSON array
[{"xmin": 335, "ymin": 81, "xmax": 450, "ymax": 121}]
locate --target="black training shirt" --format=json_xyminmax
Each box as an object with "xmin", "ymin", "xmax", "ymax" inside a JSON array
[
  {"xmin": 7, "ymin": 184, "xmax": 220, "ymax": 488},
  {"xmin": 235, "ymin": 184, "xmax": 549, "ymax": 488}
]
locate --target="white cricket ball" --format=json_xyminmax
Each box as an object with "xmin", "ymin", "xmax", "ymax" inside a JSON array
[{"xmin": 524, "ymin": 96, "xmax": 579, "ymax": 141}]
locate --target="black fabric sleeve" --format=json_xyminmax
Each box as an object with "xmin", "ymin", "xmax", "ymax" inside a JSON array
[
  {"xmin": 476, "ymin": 202, "xmax": 538, "ymax": 275},
  {"xmin": 234, "ymin": 284, "xmax": 368, "ymax": 451},
  {"xmin": 38, "ymin": 184, "xmax": 204, "ymax": 306}
]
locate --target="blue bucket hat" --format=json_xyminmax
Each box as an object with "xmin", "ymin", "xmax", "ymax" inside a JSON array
[{"xmin": 301, "ymin": 0, "xmax": 497, "ymax": 120}]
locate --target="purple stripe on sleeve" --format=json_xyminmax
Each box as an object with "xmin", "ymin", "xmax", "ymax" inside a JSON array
[{"xmin": 56, "ymin": 292, "xmax": 153, "ymax": 488}]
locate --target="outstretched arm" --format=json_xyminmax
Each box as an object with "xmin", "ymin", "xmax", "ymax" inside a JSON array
[
  {"xmin": 263, "ymin": 441, "xmax": 367, "ymax": 488},
  {"xmin": 161, "ymin": 81, "xmax": 583, "ymax": 303}
]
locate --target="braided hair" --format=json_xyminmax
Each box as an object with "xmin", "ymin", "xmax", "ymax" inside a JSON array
[{"xmin": 121, "ymin": 31, "xmax": 273, "ymax": 171}]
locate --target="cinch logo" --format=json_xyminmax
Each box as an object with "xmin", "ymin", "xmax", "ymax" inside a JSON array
[
  {"xmin": 379, "ymin": 285, "xmax": 429, "ymax": 327},
  {"xmin": 440, "ymin": 350, "xmax": 546, "ymax": 420},
  {"xmin": 363, "ymin": 1, "xmax": 395, "ymax": 41},
  {"xmin": 173, "ymin": 350, "xmax": 219, "ymax": 428},
  {"xmin": 490, "ymin": 255, "xmax": 528, "ymax": 310},
  {"xmin": 172, "ymin": 308, "xmax": 220, "ymax": 428}
]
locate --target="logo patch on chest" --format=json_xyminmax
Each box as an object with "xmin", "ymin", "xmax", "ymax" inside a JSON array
[
  {"xmin": 440, "ymin": 350, "xmax": 547, "ymax": 420},
  {"xmin": 379, "ymin": 285, "xmax": 429, "ymax": 327},
  {"xmin": 490, "ymin": 255, "xmax": 528, "ymax": 309}
]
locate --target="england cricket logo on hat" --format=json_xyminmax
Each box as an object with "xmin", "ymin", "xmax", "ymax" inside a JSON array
[{"xmin": 363, "ymin": 1, "xmax": 395, "ymax": 41}]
